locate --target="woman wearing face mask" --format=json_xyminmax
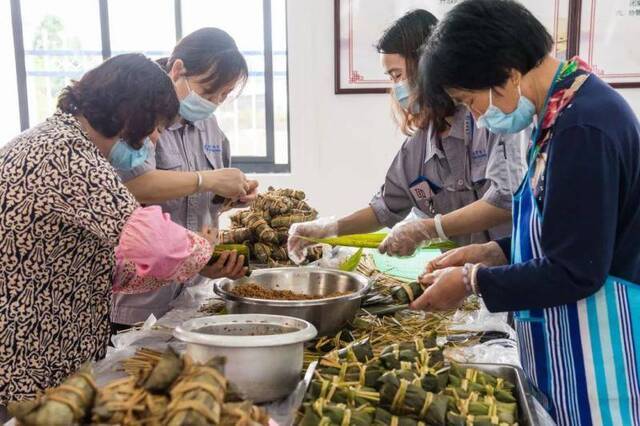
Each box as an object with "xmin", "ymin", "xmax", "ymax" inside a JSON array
[
  {"xmin": 416, "ymin": 0, "xmax": 640, "ymax": 422},
  {"xmin": 111, "ymin": 28, "xmax": 257, "ymax": 329},
  {"xmin": 288, "ymin": 10, "xmax": 528, "ymax": 262},
  {"xmin": 0, "ymin": 54, "xmax": 222, "ymax": 414}
]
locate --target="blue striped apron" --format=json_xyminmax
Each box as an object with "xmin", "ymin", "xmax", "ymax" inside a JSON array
[{"xmin": 512, "ymin": 158, "xmax": 640, "ymax": 425}]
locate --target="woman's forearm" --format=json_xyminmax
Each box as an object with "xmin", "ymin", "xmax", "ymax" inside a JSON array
[
  {"xmin": 113, "ymin": 206, "xmax": 212, "ymax": 294},
  {"xmin": 125, "ymin": 170, "xmax": 199, "ymax": 204},
  {"xmin": 440, "ymin": 199, "xmax": 511, "ymax": 237},
  {"xmin": 337, "ymin": 206, "xmax": 383, "ymax": 235}
]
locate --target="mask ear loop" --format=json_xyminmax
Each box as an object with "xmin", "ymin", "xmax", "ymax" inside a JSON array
[
  {"xmin": 184, "ymin": 77, "xmax": 194, "ymax": 94},
  {"xmin": 489, "ymin": 88, "xmax": 493, "ymax": 106}
]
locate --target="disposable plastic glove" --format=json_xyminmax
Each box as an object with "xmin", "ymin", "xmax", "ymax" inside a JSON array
[
  {"xmin": 378, "ymin": 217, "xmax": 436, "ymax": 257},
  {"xmin": 287, "ymin": 217, "xmax": 338, "ymax": 264}
]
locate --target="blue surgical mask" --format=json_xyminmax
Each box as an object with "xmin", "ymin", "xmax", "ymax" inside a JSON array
[
  {"xmin": 393, "ymin": 80, "xmax": 411, "ymax": 110},
  {"xmin": 179, "ymin": 79, "xmax": 218, "ymax": 122},
  {"xmin": 109, "ymin": 138, "xmax": 151, "ymax": 170},
  {"xmin": 476, "ymin": 86, "xmax": 535, "ymax": 134}
]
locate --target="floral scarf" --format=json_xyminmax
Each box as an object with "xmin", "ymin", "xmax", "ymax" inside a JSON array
[{"xmin": 530, "ymin": 57, "xmax": 592, "ymax": 202}]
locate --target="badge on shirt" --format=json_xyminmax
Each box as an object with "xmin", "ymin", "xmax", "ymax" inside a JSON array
[
  {"xmin": 471, "ymin": 149, "xmax": 488, "ymax": 161},
  {"xmin": 409, "ymin": 176, "xmax": 439, "ymax": 215},
  {"xmin": 204, "ymin": 144, "xmax": 223, "ymax": 153},
  {"xmin": 409, "ymin": 176, "xmax": 439, "ymax": 201}
]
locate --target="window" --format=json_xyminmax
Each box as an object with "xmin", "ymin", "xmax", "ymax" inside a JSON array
[
  {"xmin": 1, "ymin": 1, "xmax": 21, "ymax": 145},
  {"xmin": 5, "ymin": 0, "xmax": 289, "ymax": 173},
  {"xmin": 108, "ymin": 0, "xmax": 175, "ymax": 59},
  {"xmin": 20, "ymin": 0, "xmax": 103, "ymax": 126}
]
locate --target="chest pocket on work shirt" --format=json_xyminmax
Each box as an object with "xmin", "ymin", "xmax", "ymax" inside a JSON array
[{"xmin": 155, "ymin": 142, "xmax": 183, "ymax": 171}]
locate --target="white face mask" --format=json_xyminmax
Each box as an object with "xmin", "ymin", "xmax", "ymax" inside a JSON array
[
  {"xmin": 476, "ymin": 86, "xmax": 536, "ymax": 134},
  {"xmin": 179, "ymin": 79, "xmax": 218, "ymax": 122},
  {"xmin": 393, "ymin": 80, "xmax": 411, "ymax": 109}
]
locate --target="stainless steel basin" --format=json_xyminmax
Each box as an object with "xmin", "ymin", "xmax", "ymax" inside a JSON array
[{"xmin": 214, "ymin": 267, "xmax": 372, "ymax": 336}]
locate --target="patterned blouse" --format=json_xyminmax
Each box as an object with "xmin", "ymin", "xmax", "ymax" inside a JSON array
[{"xmin": 0, "ymin": 111, "xmax": 210, "ymax": 403}]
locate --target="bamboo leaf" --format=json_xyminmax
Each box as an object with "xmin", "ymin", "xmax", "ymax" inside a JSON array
[
  {"xmin": 423, "ymin": 239, "xmax": 458, "ymax": 250},
  {"xmin": 302, "ymin": 234, "xmax": 457, "ymax": 251},
  {"xmin": 339, "ymin": 248, "xmax": 364, "ymax": 271}
]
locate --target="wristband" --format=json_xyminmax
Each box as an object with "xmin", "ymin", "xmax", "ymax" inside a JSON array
[
  {"xmin": 462, "ymin": 263, "xmax": 473, "ymax": 295},
  {"xmin": 434, "ymin": 214, "xmax": 448, "ymax": 240},
  {"xmin": 195, "ymin": 172, "xmax": 203, "ymax": 193},
  {"xmin": 470, "ymin": 263, "xmax": 482, "ymax": 296}
]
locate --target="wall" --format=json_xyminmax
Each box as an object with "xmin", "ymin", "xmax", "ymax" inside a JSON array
[
  {"xmin": 620, "ymin": 89, "xmax": 640, "ymax": 114},
  {"xmin": 250, "ymin": 0, "xmax": 400, "ymax": 219},
  {"xmin": 250, "ymin": 0, "xmax": 640, "ymax": 220}
]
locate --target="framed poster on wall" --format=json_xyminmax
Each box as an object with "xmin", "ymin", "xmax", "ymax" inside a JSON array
[
  {"xmin": 334, "ymin": 0, "xmax": 571, "ymax": 94},
  {"xmin": 578, "ymin": 0, "xmax": 640, "ymax": 88}
]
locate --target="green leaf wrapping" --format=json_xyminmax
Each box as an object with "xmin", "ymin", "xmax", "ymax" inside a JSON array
[
  {"xmin": 318, "ymin": 361, "xmax": 386, "ymax": 388},
  {"xmin": 378, "ymin": 373, "xmax": 451, "ymax": 425},
  {"xmin": 300, "ymin": 399, "xmax": 375, "ymax": 425},
  {"xmin": 372, "ymin": 407, "xmax": 425, "ymax": 426},
  {"xmin": 340, "ymin": 248, "xmax": 364, "ymax": 271},
  {"xmin": 308, "ymin": 378, "xmax": 379, "ymax": 407},
  {"xmin": 8, "ymin": 364, "xmax": 96, "ymax": 426},
  {"xmin": 337, "ymin": 341, "xmax": 375, "ymax": 363},
  {"xmin": 380, "ymin": 346, "xmax": 444, "ymax": 371},
  {"xmin": 391, "ymin": 281, "xmax": 426, "ymax": 305}
]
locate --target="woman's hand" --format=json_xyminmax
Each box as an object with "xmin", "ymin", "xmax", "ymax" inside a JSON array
[
  {"xmin": 287, "ymin": 217, "xmax": 339, "ymax": 264},
  {"xmin": 239, "ymin": 179, "xmax": 259, "ymax": 203},
  {"xmin": 411, "ymin": 266, "xmax": 470, "ymax": 311},
  {"xmin": 424, "ymin": 241, "xmax": 507, "ymax": 274},
  {"xmin": 203, "ymin": 168, "xmax": 248, "ymax": 199},
  {"xmin": 198, "ymin": 226, "xmax": 246, "ymax": 279},
  {"xmin": 200, "ymin": 250, "xmax": 247, "ymax": 279},
  {"xmin": 378, "ymin": 218, "xmax": 436, "ymax": 257}
]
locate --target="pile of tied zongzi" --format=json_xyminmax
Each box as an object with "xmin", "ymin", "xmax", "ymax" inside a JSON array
[
  {"xmin": 222, "ymin": 186, "xmax": 320, "ymax": 266},
  {"xmin": 298, "ymin": 338, "xmax": 521, "ymax": 426},
  {"xmin": 9, "ymin": 348, "xmax": 269, "ymax": 426}
]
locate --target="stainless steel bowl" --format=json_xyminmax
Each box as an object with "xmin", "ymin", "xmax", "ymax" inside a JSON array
[
  {"xmin": 214, "ymin": 267, "xmax": 372, "ymax": 336},
  {"xmin": 174, "ymin": 314, "xmax": 317, "ymax": 403}
]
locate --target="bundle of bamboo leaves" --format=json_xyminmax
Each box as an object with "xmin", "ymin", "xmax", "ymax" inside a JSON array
[{"xmin": 221, "ymin": 187, "xmax": 319, "ymax": 265}]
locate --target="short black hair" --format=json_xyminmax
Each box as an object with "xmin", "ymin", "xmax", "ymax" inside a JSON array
[
  {"xmin": 419, "ymin": 0, "xmax": 553, "ymax": 114},
  {"xmin": 58, "ymin": 53, "xmax": 178, "ymax": 149}
]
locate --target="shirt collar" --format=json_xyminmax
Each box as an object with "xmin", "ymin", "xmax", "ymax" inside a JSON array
[
  {"xmin": 447, "ymin": 106, "xmax": 469, "ymax": 140},
  {"xmin": 423, "ymin": 106, "xmax": 468, "ymax": 163},
  {"xmin": 168, "ymin": 118, "xmax": 206, "ymax": 132}
]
